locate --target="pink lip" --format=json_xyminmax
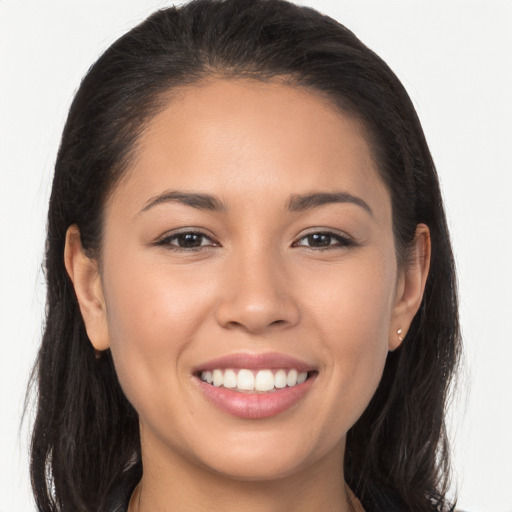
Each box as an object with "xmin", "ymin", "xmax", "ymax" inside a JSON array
[
  {"xmin": 193, "ymin": 352, "xmax": 317, "ymax": 419},
  {"xmin": 194, "ymin": 352, "xmax": 315, "ymax": 373}
]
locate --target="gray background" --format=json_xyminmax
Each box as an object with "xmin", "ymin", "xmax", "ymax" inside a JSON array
[{"xmin": 1, "ymin": 1, "xmax": 511, "ymax": 510}]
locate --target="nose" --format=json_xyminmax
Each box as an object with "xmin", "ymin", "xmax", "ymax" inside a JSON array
[{"xmin": 214, "ymin": 249, "xmax": 300, "ymax": 334}]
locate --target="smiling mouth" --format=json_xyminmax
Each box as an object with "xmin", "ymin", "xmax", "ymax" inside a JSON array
[
  {"xmin": 194, "ymin": 354, "xmax": 318, "ymax": 418},
  {"xmin": 198, "ymin": 368, "xmax": 316, "ymax": 393}
]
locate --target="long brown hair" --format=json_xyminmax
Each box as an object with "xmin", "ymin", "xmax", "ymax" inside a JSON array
[{"xmin": 30, "ymin": 1, "xmax": 460, "ymax": 510}]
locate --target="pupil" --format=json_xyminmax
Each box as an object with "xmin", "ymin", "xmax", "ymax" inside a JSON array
[
  {"xmin": 309, "ymin": 233, "xmax": 330, "ymax": 246},
  {"xmin": 179, "ymin": 233, "xmax": 202, "ymax": 247}
]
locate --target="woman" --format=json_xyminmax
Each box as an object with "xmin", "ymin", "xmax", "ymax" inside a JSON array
[{"xmin": 30, "ymin": 0, "xmax": 460, "ymax": 510}]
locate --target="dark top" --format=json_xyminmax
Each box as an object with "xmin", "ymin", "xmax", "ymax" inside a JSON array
[{"xmin": 102, "ymin": 465, "xmax": 457, "ymax": 512}]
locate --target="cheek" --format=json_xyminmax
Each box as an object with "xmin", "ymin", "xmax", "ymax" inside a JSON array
[
  {"xmin": 101, "ymin": 255, "xmax": 215, "ymax": 411},
  {"xmin": 299, "ymin": 252, "xmax": 396, "ymax": 422},
  {"xmin": 301, "ymin": 249, "xmax": 397, "ymax": 347}
]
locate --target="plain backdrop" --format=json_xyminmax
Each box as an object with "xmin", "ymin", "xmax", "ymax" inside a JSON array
[{"xmin": 1, "ymin": 1, "xmax": 511, "ymax": 511}]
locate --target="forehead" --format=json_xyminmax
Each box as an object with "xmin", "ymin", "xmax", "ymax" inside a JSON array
[{"xmin": 109, "ymin": 78, "xmax": 390, "ymax": 217}]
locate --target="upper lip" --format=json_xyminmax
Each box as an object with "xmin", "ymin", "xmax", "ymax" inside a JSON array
[{"xmin": 194, "ymin": 352, "xmax": 316, "ymax": 373}]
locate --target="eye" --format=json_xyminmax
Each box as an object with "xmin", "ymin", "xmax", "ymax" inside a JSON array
[
  {"xmin": 293, "ymin": 231, "xmax": 354, "ymax": 250},
  {"xmin": 156, "ymin": 231, "xmax": 218, "ymax": 250}
]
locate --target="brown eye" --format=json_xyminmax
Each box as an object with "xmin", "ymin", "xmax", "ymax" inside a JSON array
[
  {"xmin": 156, "ymin": 231, "xmax": 218, "ymax": 250},
  {"xmin": 173, "ymin": 233, "xmax": 207, "ymax": 248},
  {"xmin": 294, "ymin": 231, "xmax": 353, "ymax": 249},
  {"xmin": 304, "ymin": 233, "xmax": 333, "ymax": 247}
]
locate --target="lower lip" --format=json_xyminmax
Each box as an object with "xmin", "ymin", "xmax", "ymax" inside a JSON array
[{"xmin": 196, "ymin": 375, "xmax": 316, "ymax": 419}]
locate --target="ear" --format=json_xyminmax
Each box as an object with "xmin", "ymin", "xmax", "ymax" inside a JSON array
[
  {"xmin": 389, "ymin": 224, "xmax": 431, "ymax": 351},
  {"xmin": 64, "ymin": 225, "xmax": 110, "ymax": 351}
]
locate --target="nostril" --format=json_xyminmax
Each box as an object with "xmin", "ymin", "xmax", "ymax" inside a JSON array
[{"xmin": 225, "ymin": 320, "xmax": 243, "ymax": 330}]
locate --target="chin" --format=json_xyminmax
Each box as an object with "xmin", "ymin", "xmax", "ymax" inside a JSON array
[{"xmin": 187, "ymin": 428, "xmax": 344, "ymax": 483}]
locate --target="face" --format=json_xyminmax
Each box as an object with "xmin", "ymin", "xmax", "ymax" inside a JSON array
[{"xmin": 73, "ymin": 79, "xmax": 421, "ymax": 482}]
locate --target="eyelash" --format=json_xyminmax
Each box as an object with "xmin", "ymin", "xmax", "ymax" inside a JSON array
[
  {"xmin": 292, "ymin": 231, "xmax": 355, "ymax": 251},
  {"xmin": 154, "ymin": 229, "xmax": 355, "ymax": 252},
  {"xmin": 155, "ymin": 230, "xmax": 219, "ymax": 252}
]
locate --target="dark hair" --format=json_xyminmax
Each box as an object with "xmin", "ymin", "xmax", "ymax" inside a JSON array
[{"xmin": 30, "ymin": 0, "xmax": 460, "ymax": 510}]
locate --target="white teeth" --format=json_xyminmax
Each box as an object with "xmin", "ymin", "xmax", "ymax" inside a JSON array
[
  {"xmin": 286, "ymin": 369, "xmax": 298, "ymax": 387},
  {"xmin": 274, "ymin": 369, "xmax": 287, "ymax": 388},
  {"xmin": 212, "ymin": 369, "xmax": 223, "ymax": 387},
  {"xmin": 255, "ymin": 370, "xmax": 274, "ymax": 391},
  {"xmin": 200, "ymin": 368, "xmax": 310, "ymax": 392},
  {"xmin": 223, "ymin": 369, "xmax": 237, "ymax": 388},
  {"xmin": 297, "ymin": 371, "xmax": 307, "ymax": 384},
  {"xmin": 237, "ymin": 369, "xmax": 255, "ymax": 391}
]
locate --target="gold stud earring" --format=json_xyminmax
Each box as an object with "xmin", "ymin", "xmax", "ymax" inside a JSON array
[{"xmin": 397, "ymin": 329, "xmax": 404, "ymax": 342}]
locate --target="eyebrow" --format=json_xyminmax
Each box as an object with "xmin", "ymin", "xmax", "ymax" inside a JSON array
[
  {"xmin": 139, "ymin": 190, "xmax": 372, "ymax": 216},
  {"xmin": 139, "ymin": 191, "xmax": 227, "ymax": 214},
  {"xmin": 286, "ymin": 192, "xmax": 373, "ymax": 216}
]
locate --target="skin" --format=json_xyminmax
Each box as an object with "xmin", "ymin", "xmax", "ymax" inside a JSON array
[{"xmin": 65, "ymin": 79, "xmax": 430, "ymax": 512}]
